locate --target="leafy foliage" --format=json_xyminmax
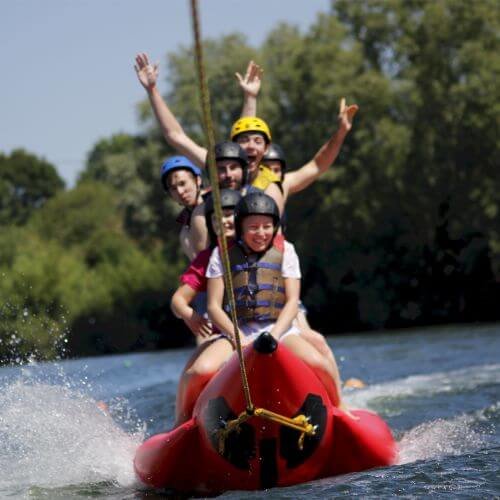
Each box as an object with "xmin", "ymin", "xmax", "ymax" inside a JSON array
[
  {"xmin": 0, "ymin": 149, "xmax": 64, "ymax": 226},
  {"xmin": 1, "ymin": 0, "xmax": 500, "ymax": 362}
]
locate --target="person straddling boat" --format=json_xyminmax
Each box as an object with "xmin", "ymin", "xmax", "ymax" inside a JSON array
[
  {"xmin": 134, "ymin": 53, "xmax": 283, "ymax": 214},
  {"xmin": 159, "ymin": 156, "xmax": 206, "ymax": 260},
  {"xmin": 172, "ymin": 189, "xmax": 242, "ymax": 425},
  {"xmin": 206, "ymin": 192, "xmax": 348, "ymax": 412}
]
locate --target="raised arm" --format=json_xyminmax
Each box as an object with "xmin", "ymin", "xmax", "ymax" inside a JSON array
[
  {"xmin": 236, "ymin": 60, "xmax": 263, "ymax": 118},
  {"xmin": 283, "ymin": 98, "xmax": 359, "ymax": 197},
  {"xmin": 134, "ymin": 53, "xmax": 207, "ymax": 167}
]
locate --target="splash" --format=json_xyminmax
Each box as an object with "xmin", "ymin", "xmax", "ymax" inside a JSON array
[
  {"xmin": 0, "ymin": 299, "xmax": 71, "ymax": 364},
  {"xmin": 397, "ymin": 404, "xmax": 497, "ymax": 464},
  {"xmin": 342, "ymin": 364, "xmax": 499, "ymax": 465},
  {"xmin": 0, "ymin": 379, "xmax": 143, "ymax": 491}
]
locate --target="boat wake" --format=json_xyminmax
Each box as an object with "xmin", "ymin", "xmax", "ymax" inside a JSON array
[
  {"xmin": 344, "ymin": 363, "xmax": 500, "ymax": 412},
  {"xmin": 397, "ymin": 403, "xmax": 497, "ymax": 464},
  {"xmin": 0, "ymin": 378, "xmax": 143, "ymax": 492},
  {"xmin": 0, "ymin": 360, "xmax": 497, "ymax": 493},
  {"xmin": 343, "ymin": 364, "xmax": 499, "ymax": 465}
]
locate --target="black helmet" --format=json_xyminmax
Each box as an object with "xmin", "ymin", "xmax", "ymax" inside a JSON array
[
  {"xmin": 205, "ymin": 189, "xmax": 242, "ymax": 247},
  {"xmin": 234, "ymin": 192, "xmax": 280, "ymax": 241},
  {"xmin": 262, "ymin": 143, "xmax": 286, "ymax": 174},
  {"xmin": 214, "ymin": 141, "xmax": 249, "ymax": 184}
]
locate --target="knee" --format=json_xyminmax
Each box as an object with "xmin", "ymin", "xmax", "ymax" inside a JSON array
[
  {"xmin": 311, "ymin": 330, "xmax": 328, "ymax": 349},
  {"xmin": 186, "ymin": 359, "xmax": 219, "ymax": 378},
  {"xmin": 304, "ymin": 350, "xmax": 328, "ymax": 372},
  {"xmin": 285, "ymin": 339, "xmax": 326, "ymax": 371},
  {"xmin": 302, "ymin": 329, "xmax": 330, "ymax": 355}
]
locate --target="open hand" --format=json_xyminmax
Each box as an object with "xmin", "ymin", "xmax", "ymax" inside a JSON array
[
  {"xmin": 235, "ymin": 60, "xmax": 263, "ymax": 97},
  {"xmin": 338, "ymin": 98, "xmax": 359, "ymax": 133},
  {"xmin": 134, "ymin": 52, "xmax": 159, "ymax": 91}
]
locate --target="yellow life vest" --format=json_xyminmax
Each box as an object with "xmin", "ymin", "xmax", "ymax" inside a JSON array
[{"xmin": 251, "ymin": 164, "xmax": 281, "ymax": 191}]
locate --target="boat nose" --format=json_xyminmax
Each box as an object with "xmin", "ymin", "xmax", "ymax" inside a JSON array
[{"xmin": 253, "ymin": 331, "xmax": 278, "ymax": 354}]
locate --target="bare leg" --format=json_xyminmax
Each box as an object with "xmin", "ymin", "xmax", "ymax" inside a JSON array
[
  {"xmin": 300, "ymin": 328, "xmax": 336, "ymax": 367},
  {"xmin": 281, "ymin": 335, "xmax": 341, "ymax": 407},
  {"xmin": 175, "ymin": 337, "xmax": 233, "ymax": 425},
  {"xmin": 296, "ymin": 312, "xmax": 366, "ymax": 392},
  {"xmin": 294, "ymin": 310, "xmax": 344, "ymax": 404}
]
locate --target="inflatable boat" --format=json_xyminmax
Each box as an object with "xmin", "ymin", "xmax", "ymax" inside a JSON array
[{"xmin": 134, "ymin": 332, "xmax": 396, "ymax": 493}]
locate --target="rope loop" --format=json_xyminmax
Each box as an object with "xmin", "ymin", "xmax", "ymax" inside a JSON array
[{"xmin": 216, "ymin": 408, "xmax": 317, "ymax": 454}]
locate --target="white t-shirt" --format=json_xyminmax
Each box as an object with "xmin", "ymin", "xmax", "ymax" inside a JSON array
[
  {"xmin": 205, "ymin": 240, "xmax": 301, "ymax": 341},
  {"xmin": 206, "ymin": 241, "xmax": 301, "ymax": 279}
]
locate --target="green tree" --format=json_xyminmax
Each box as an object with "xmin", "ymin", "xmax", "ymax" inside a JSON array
[
  {"xmin": 311, "ymin": 0, "xmax": 500, "ymax": 326},
  {"xmin": 0, "ymin": 181, "xmax": 187, "ymax": 363},
  {"xmin": 0, "ymin": 149, "xmax": 65, "ymax": 226},
  {"xmin": 85, "ymin": 1, "xmax": 499, "ymax": 332},
  {"xmin": 79, "ymin": 134, "xmax": 184, "ymax": 249}
]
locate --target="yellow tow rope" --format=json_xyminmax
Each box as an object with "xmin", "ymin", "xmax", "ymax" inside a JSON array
[
  {"xmin": 189, "ymin": 0, "xmax": 316, "ymax": 452},
  {"xmin": 189, "ymin": 0, "xmax": 253, "ymax": 413}
]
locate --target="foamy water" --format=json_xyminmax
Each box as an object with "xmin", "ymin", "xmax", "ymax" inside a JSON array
[
  {"xmin": 344, "ymin": 363, "xmax": 500, "ymax": 412},
  {"xmin": 0, "ymin": 379, "xmax": 143, "ymax": 491},
  {"xmin": 342, "ymin": 363, "xmax": 499, "ymax": 465},
  {"xmin": 397, "ymin": 405, "xmax": 495, "ymax": 464},
  {"xmin": 0, "ymin": 326, "xmax": 499, "ymax": 497}
]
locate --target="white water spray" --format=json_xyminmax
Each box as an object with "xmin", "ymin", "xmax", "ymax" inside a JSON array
[
  {"xmin": 0, "ymin": 379, "xmax": 143, "ymax": 491},
  {"xmin": 343, "ymin": 365, "xmax": 498, "ymax": 465}
]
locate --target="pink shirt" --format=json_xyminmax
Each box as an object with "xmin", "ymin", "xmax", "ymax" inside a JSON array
[{"xmin": 180, "ymin": 247, "xmax": 212, "ymax": 292}]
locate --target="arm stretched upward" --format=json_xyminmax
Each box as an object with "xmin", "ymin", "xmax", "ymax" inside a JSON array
[
  {"xmin": 283, "ymin": 98, "xmax": 358, "ymax": 198},
  {"xmin": 135, "ymin": 52, "xmax": 207, "ymax": 167},
  {"xmin": 236, "ymin": 60, "xmax": 263, "ymax": 118}
]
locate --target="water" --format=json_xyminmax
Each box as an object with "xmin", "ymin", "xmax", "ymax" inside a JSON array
[{"xmin": 0, "ymin": 323, "xmax": 498, "ymax": 498}]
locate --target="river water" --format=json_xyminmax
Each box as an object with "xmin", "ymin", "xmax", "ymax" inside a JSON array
[{"xmin": 0, "ymin": 323, "xmax": 498, "ymax": 498}]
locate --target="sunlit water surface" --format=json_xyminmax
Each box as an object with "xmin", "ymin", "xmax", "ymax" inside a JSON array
[{"xmin": 0, "ymin": 323, "xmax": 498, "ymax": 498}]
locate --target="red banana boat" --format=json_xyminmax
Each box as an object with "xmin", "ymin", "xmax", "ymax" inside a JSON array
[{"xmin": 134, "ymin": 332, "xmax": 396, "ymax": 493}]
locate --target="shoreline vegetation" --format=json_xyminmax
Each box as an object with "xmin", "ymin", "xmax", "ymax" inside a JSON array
[{"xmin": 1, "ymin": 1, "xmax": 499, "ymax": 363}]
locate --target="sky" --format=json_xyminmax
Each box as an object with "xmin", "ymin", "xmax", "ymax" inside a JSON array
[{"xmin": 1, "ymin": 0, "xmax": 330, "ymax": 187}]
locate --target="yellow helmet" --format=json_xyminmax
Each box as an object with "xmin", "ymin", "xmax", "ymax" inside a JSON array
[{"xmin": 230, "ymin": 117, "xmax": 272, "ymax": 143}]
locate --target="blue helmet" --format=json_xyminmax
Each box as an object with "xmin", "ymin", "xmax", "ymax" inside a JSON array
[{"xmin": 160, "ymin": 156, "xmax": 202, "ymax": 191}]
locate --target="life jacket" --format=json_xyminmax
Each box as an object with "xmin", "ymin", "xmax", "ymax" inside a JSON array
[
  {"xmin": 243, "ymin": 164, "xmax": 282, "ymax": 194},
  {"xmin": 223, "ymin": 235, "xmax": 286, "ymax": 323}
]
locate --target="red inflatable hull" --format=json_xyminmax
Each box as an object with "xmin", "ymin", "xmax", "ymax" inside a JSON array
[{"xmin": 134, "ymin": 334, "xmax": 396, "ymax": 493}]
